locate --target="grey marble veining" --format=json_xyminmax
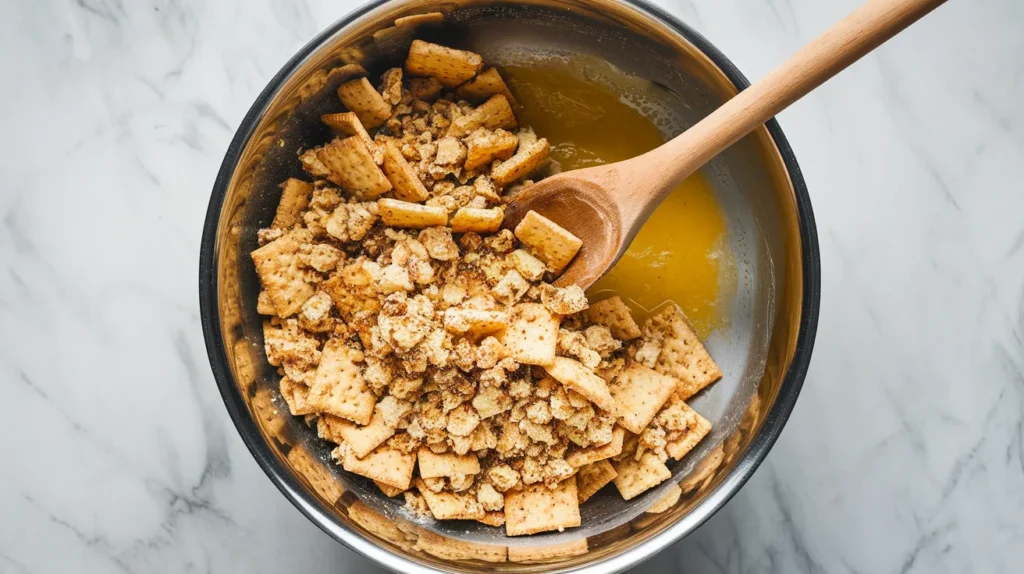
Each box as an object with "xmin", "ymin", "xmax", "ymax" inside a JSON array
[{"xmin": 1, "ymin": 0, "xmax": 1022, "ymax": 572}]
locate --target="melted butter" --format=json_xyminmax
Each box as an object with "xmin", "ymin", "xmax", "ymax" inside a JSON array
[{"xmin": 503, "ymin": 62, "xmax": 732, "ymax": 337}]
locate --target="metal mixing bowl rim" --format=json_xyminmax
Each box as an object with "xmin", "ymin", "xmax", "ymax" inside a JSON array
[{"xmin": 198, "ymin": 1, "xmax": 821, "ymax": 571}]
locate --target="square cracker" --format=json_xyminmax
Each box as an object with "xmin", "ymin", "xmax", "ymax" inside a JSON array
[
  {"xmin": 251, "ymin": 228, "xmax": 315, "ymax": 318},
  {"xmin": 377, "ymin": 198, "xmax": 448, "ymax": 228},
  {"xmin": 645, "ymin": 483, "xmax": 682, "ymax": 514},
  {"xmin": 271, "ymin": 178, "xmax": 312, "ymax": 230},
  {"xmin": 447, "ymin": 94, "xmax": 517, "ymax": 137},
  {"xmin": 318, "ymin": 410, "xmax": 395, "ymax": 458},
  {"xmin": 336, "ymin": 76, "xmax": 391, "ymax": 128},
  {"xmin": 457, "ymin": 68, "xmax": 517, "ymax": 106},
  {"xmin": 307, "ymin": 339, "xmax": 375, "ymax": 425},
  {"xmin": 375, "ymin": 480, "xmax": 405, "ymax": 497},
  {"xmin": 585, "ymin": 296, "xmax": 642, "ymax": 340},
  {"xmin": 450, "ymin": 207, "xmax": 504, "ymax": 234},
  {"xmin": 644, "ymin": 304, "xmax": 722, "ymax": 399},
  {"xmin": 611, "ymin": 452, "xmax": 671, "ymax": 501},
  {"xmin": 661, "ymin": 396, "xmax": 712, "ymax": 460},
  {"xmin": 464, "ymin": 128, "xmax": 519, "ymax": 171},
  {"xmin": 545, "ymin": 357, "xmax": 614, "ymax": 413},
  {"xmin": 608, "ymin": 364, "xmax": 678, "ymax": 434},
  {"xmin": 504, "ymin": 476, "xmax": 581, "ymax": 536},
  {"xmin": 320, "ymin": 112, "xmax": 381, "ymax": 164},
  {"xmin": 339, "ymin": 443, "xmax": 416, "ymax": 491},
  {"xmin": 566, "ymin": 425, "xmax": 625, "ymax": 468},
  {"xmin": 492, "ymin": 137, "xmax": 550, "ymax": 186},
  {"xmin": 287, "ymin": 446, "xmax": 344, "ymax": 504},
  {"xmin": 501, "ymin": 303, "xmax": 559, "ymax": 366},
  {"xmin": 575, "ymin": 459, "xmax": 617, "ymax": 503},
  {"xmin": 382, "ymin": 141, "xmax": 430, "ymax": 202},
  {"xmin": 513, "ymin": 210, "xmax": 582, "ymax": 276},
  {"xmin": 316, "ymin": 136, "xmax": 393, "ymax": 199},
  {"xmin": 279, "ymin": 376, "xmax": 316, "ymax": 416},
  {"xmin": 508, "ymin": 539, "xmax": 588, "ymax": 563},
  {"xmin": 405, "ymin": 39, "xmax": 483, "ymax": 88},
  {"xmin": 418, "ymin": 448, "xmax": 481, "ymax": 479},
  {"xmin": 414, "ymin": 479, "xmax": 486, "ymax": 520}
]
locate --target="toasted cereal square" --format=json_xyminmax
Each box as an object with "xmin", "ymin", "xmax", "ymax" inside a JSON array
[
  {"xmin": 508, "ymin": 539, "xmax": 588, "ymax": 563},
  {"xmin": 415, "ymin": 478, "xmax": 486, "ymax": 520},
  {"xmin": 375, "ymin": 480, "xmax": 406, "ymax": 497},
  {"xmin": 513, "ymin": 211, "xmax": 582, "ymax": 275},
  {"xmin": 508, "ymin": 249, "xmax": 546, "ymax": 282},
  {"xmin": 318, "ymin": 410, "xmax": 396, "ymax": 458},
  {"xmin": 256, "ymin": 290, "xmax": 276, "ymax": 315},
  {"xmin": 545, "ymin": 357, "xmax": 614, "ymax": 413},
  {"xmin": 450, "ymin": 207, "xmax": 503, "ymax": 233},
  {"xmin": 279, "ymin": 376, "xmax": 316, "ymax": 416},
  {"xmin": 394, "ymin": 12, "xmax": 445, "ymax": 28},
  {"xmin": 415, "ymin": 529, "xmax": 507, "ymax": 563},
  {"xmin": 251, "ymin": 228, "xmax": 315, "ymax": 318},
  {"xmin": 405, "ymin": 39, "xmax": 483, "ymax": 88},
  {"xmin": 409, "ymin": 77, "xmax": 443, "ymax": 100},
  {"xmin": 444, "ymin": 307, "xmax": 508, "ymax": 338},
  {"xmin": 644, "ymin": 304, "xmax": 722, "ymax": 399},
  {"xmin": 576, "ymin": 459, "xmax": 617, "ymax": 503},
  {"xmin": 586, "ymin": 296, "xmax": 642, "ymax": 340},
  {"xmin": 348, "ymin": 500, "xmax": 408, "ymax": 544},
  {"xmin": 447, "ymin": 94, "xmax": 518, "ymax": 137},
  {"xmin": 271, "ymin": 178, "xmax": 312, "ymax": 229},
  {"xmin": 287, "ymin": 446, "xmax": 344, "ymax": 504},
  {"xmin": 316, "ymin": 137, "xmax": 393, "ymax": 198},
  {"xmin": 340, "ymin": 444, "xmax": 416, "ymax": 491},
  {"xmin": 608, "ymin": 364, "xmax": 678, "ymax": 434},
  {"xmin": 464, "ymin": 128, "xmax": 519, "ymax": 172},
  {"xmin": 662, "ymin": 398, "xmax": 712, "ymax": 460},
  {"xmin": 382, "ymin": 141, "xmax": 430, "ymax": 202},
  {"xmin": 457, "ymin": 68, "xmax": 517, "ymax": 105},
  {"xmin": 417, "ymin": 447, "xmax": 481, "ymax": 479},
  {"xmin": 336, "ymin": 77, "xmax": 392, "ymax": 128},
  {"xmin": 566, "ymin": 425, "xmax": 625, "ymax": 467},
  {"xmin": 307, "ymin": 339, "xmax": 375, "ymax": 425},
  {"xmin": 646, "ymin": 483, "xmax": 682, "ymax": 514},
  {"xmin": 378, "ymin": 198, "xmax": 448, "ymax": 228},
  {"xmin": 321, "ymin": 112, "xmax": 381, "ymax": 164},
  {"xmin": 476, "ymin": 511, "xmax": 505, "ymax": 527},
  {"xmin": 501, "ymin": 303, "xmax": 559, "ymax": 366},
  {"xmin": 504, "ymin": 476, "xmax": 581, "ymax": 536},
  {"xmin": 611, "ymin": 452, "xmax": 671, "ymax": 501},
  {"xmin": 492, "ymin": 137, "xmax": 550, "ymax": 186}
]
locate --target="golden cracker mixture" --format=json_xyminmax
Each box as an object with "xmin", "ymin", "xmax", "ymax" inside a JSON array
[{"xmin": 251, "ymin": 39, "xmax": 721, "ymax": 536}]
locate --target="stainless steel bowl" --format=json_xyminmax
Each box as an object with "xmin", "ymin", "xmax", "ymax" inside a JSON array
[{"xmin": 199, "ymin": 0, "xmax": 820, "ymax": 571}]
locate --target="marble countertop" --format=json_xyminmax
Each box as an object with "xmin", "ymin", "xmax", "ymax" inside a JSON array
[{"xmin": 2, "ymin": 0, "xmax": 1023, "ymax": 572}]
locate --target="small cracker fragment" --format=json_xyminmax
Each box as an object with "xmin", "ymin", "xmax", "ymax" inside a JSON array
[
  {"xmin": 501, "ymin": 302, "xmax": 559, "ymax": 366},
  {"xmin": 611, "ymin": 452, "xmax": 671, "ymax": 501},
  {"xmin": 382, "ymin": 141, "xmax": 429, "ymax": 202},
  {"xmin": 339, "ymin": 443, "xmax": 416, "ymax": 491},
  {"xmin": 405, "ymin": 39, "xmax": 483, "ymax": 88},
  {"xmin": 504, "ymin": 476, "xmax": 581, "ymax": 536},
  {"xmin": 279, "ymin": 376, "xmax": 316, "ymax": 416},
  {"xmin": 464, "ymin": 128, "xmax": 519, "ymax": 171},
  {"xmin": 566, "ymin": 426, "xmax": 625, "ymax": 468},
  {"xmin": 256, "ymin": 290, "xmax": 276, "ymax": 315},
  {"xmin": 608, "ymin": 364, "xmax": 677, "ymax": 434},
  {"xmin": 318, "ymin": 410, "xmax": 395, "ymax": 458},
  {"xmin": 545, "ymin": 357, "xmax": 614, "ymax": 413},
  {"xmin": 644, "ymin": 304, "xmax": 722, "ymax": 399},
  {"xmin": 476, "ymin": 511, "xmax": 505, "ymax": 527},
  {"xmin": 251, "ymin": 228, "xmax": 315, "ymax": 317},
  {"xmin": 450, "ymin": 207, "xmax": 503, "ymax": 233},
  {"xmin": 378, "ymin": 198, "xmax": 448, "ymax": 228},
  {"xmin": 336, "ymin": 77, "xmax": 392, "ymax": 128},
  {"xmin": 316, "ymin": 136, "xmax": 393, "ymax": 198},
  {"xmin": 447, "ymin": 94, "xmax": 518, "ymax": 137},
  {"xmin": 492, "ymin": 137, "xmax": 550, "ymax": 186},
  {"xmin": 508, "ymin": 539, "xmax": 588, "ymax": 563},
  {"xmin": 379, "ymin": 67, "xmax": 403, "ymax": 106},
  {"xmin": 508, "ymin": 249, "xmax": 546, "ymax": 282},
  {"xmin": 457, "ymin": 67, "xmax": 517, "ymax": 105},
  {"xmin": 575, "ymin": 459, "xmax": 617, "ymax": 503},
  {"xmin": 320, "ymin": 112, "xmax": 381, "ymax": 164},
  {"xmin": 646, "ymin": 483, "xmax": 682, "ymax": 514},
  {"xmin": 375, "ymin": 480, "xmax": 406, "ymax": 497},
  {"xmin": 513, "ymin": 211, "xmax": 582, "ymax": 275},
  {"xmin": 307, "ymin": 339, "xmax": 375, "ymax": 425},
  {"xmin": 415, "ymin": 478, "xmax": 486, "ymax": 520},
  {"xmin": 662, "ymin": 398, "xmax": 712, "ymax": 460},
  {"xmin": 415, "ymin": 529, "xmax": 507, "ymax": 562},
  {"xmin": 394, "ymin": 12, "xmax": 445, "ymax": 28},
  {"xmin": 409, "ymin": 77, "xmax": 443, "ymax": 100},
  {"xmin": 418, "ymin": 447, "xmax": 481, "ymax": 479},
  {"xmin": 585, "ymin": 296, "xmax": 642, "ymax": 340},
  {"xmin": 271, "ymin": 178, "xmax": 312, "ymax": 229},
  {"xmin": 287, "ymin": 446, "xmax": 344, "ymax": 504}
]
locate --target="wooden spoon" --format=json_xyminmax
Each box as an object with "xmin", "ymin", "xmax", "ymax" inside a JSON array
[{"xmin": 504, "ymin": 0, "xmax": 946, "ymax": 288}]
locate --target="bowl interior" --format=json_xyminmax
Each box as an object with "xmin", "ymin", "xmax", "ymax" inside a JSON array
[{"xmin": 202, "ymin": 0, "xmax": 813, "ymax": 571}]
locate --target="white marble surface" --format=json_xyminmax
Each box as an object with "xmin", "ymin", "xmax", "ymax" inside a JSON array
[{"xmin": 1, "ymin": 0, "xmax": 1022, "ymax": 572}]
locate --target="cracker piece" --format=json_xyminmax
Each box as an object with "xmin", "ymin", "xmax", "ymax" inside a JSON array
[
  {"xmin": 320, "ymin": 112, "xmax": 381, "ymax": 164},
  {"xmin": 415, "ymin": 529, "xmax": 507, "ymax": 563},
  {"xmin": 394, "ymin": 12, "xmax": 445, "ymax": 28},
  {"xmin": 545, "ymin": 357, "xmax": 614, "ymax": 413},
  {"xmin": 287, "ymin": 446, "xmax": 344, "ymax": 504},
  {"xmin": 662, "ymin": 398, "xmax": 712, "ymax": 460},
  {"xmin": 608, "ymin": 363, "xmax": 677, "ymax": 434},
  {"xmin": 575, "ymin": 459, "xmax": 617, "ymax": 503},
  {"xmin": 566, "ymin": 426, "xmax": 625, "ymax": 468},
  {"xmin": 339, "ymin": 443, "xmax": 416, "ymax": 491},
  {"xmin": 348, "ymin": 500, "xmax": 409, "ymax": 545},
  {"xmin": 447, "ymin": 94, "xmax": 518, "ymax": 137},
  {"xmin": 321, "ymin": 64, "xmax": 369, "ymax": 92},
  {"xmin": 464, "ymin": 128, "xmax": 519, "ymax": 171},
  {"xmin": 611, "ymin": 452, "xmax": 671, "ymax": 501},
  {"xmin": 508, "ymin": 539, "xmax": 588, "ymax": 563},
  {"xmin": 492, "ymin": 137, "xmax": 550, "ymax": 186},
  {"xmin": 504, "ymin": 477, "xmax": 581, "ymax": 536},
  {"xmin": 418, "ymin": 447, "xmax": 481, "ymax": 479},
  {"xmin": 502, "ymin": 302, "xmax": 559, "ymax": 366},
  {"xmin": 646, "ymin": 483, "xmax": 682, "ymax": 514},
  {"xmin": 585, "ymin": 296, "xmax": 642, "ymax": 340},
  {"xmin": 476, "ymin": 511, "xmax": 505, "ymax": 527},
  {"xmin": 444, "ymin": 307, "xmax": 508, "ymax": 338},
  {"xmin": 508, "ymin": 249, "xmax": 546, "ymax": 282},
  {"xmin": 382, "ymin": 141, "xmax": 430, "ymax": 202},
  {"xmin": 319, "ymin": 410, "xmax": 396, "ymax": 458},
  {"xmin": 299, "ymin": 148, "xmax": 331, "ymax": 179},
  {"xmin": 379, "ymin": 67, "xmax": 404, "ymax": 106},
  {"xmin": 645, "ymin": 304, "xmax": 722, "ymax": 399},
  {"xmin": 307, "ymin": 339, "xmax": 375, "ymax": 425},
  {"xmin": 375, "ymin": 480, "xmax": 406, "ymax": 497},
  {"xmin": 256, "ymin": 290, "xmax": 276, "ymax": 315},
  {"xmin": 414, "ymin": 478, "xmax": 486, "ymax": 520},
  {"xmin": 405, "ymin": 39, "xmax": 483, "ymax": 88},
  {"xmin": 409, "ymin": 77, "xmax": 443, "ymax": 100},
  {"xmin": 450, "ymin": 207, "xmax": 503, "ymax": 233},
  {"xmin": 271, "ymin": 178, "xmax": 313, "ymax": 230},
  {"xmin": 378, "ymin": 198, "xmax": 448, "ymax": 228},
  {"xmin": 336, "ymin": 77, "xmax": 392, "ymax": 128},
  {"xmin": 279, "ymin": 376, "xmax": 316, "ymax": 416},
  {"xmin": 457, "ymin": 68, "xmax": 517, "ymax": 105},
  {"xmin": 316, "ymin": 136, "xmax": 393, "ymax": 198},
  {"xmin": 513, "ymin": 211, "xmax": 582, "ymax": 275},
  {"xmin": 251, "ymin": 228, "xmax": 315, "ymax": 317}
]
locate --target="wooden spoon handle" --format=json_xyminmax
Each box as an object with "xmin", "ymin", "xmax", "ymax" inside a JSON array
[{"xmin": 639, "ymin": 0, "xmax": 946, "ymax": 192}]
